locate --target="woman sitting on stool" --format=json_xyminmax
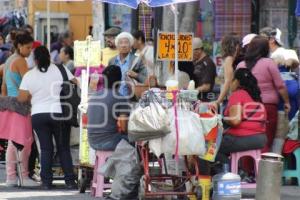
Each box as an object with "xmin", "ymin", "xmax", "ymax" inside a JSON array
[{"xmin": 216, "ymin": 68, "xmax": 267, "ymax": 176}]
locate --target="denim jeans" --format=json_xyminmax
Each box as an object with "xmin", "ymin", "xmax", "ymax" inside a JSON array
[{"xmin": 32, "ymin": 113, "xmax": 75, "ymax": 185}]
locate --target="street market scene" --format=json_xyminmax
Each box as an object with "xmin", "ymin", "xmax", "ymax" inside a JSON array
[{"xmin": 0, "ymin": 0, "xmax": 299, "ymax": 199}]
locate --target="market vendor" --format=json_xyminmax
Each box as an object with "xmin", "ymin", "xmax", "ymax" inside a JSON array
[
  {"xmin": 216, "ymin": 68, "xmax": 267, "ymax": 172},
  {"xmin": 87, "ymin": 65, "xmax": 130, "ymax": 151}
]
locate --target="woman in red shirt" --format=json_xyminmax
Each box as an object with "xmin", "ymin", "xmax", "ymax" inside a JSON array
[{"xmin": 217, "ymin": 68, "xmax": 267, "ymax": 164}]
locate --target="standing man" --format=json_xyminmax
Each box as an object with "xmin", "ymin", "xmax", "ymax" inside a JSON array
[
  {"xmin": 132, "ymin": 30, "xmax": 154, "ymax": 75},
  {"xmin": 259, "ymin": 27, "xmax": 285, "ymax": 61},
  {"xmin": 192, "ymin": 37, "xmax": 216, "ymax": 101},
  {"xmin": 101, "ymin": 27, "xmax": 121, "ymax": 67}
]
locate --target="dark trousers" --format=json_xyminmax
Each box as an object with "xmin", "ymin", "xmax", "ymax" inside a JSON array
[
  {"xmin": 216, "ymin": 133, "xmax": 267, "ymax": 164},
  {"xmin": 32, "ymin": 113, "xmax": 75, "ymax": 185},
  {"xmin": 262, "ymin": 104, "xmax": 278, "ymax": 152},
  {"xmin": 28, "ymin": 140, "xmax": 38, "ymax": 177}
]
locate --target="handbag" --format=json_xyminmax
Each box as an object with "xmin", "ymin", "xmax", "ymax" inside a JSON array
[{"xmin": 57, "ymin": 65, "xmax": 81, "ymax": 127}]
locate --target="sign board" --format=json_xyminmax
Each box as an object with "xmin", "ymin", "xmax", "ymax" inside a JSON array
[
  {"xmin": 157, "ymin": 32, "xmax": 193, "ymax": 61},
  {"xmin": 213, "ymin": 41, "xmax": 223, "ymax": 86},
  {"xmin": 213, "ymin": 41, "xmax": 222, "ymax": 68},
  {"xmin": 74, "ymin": 40, "xmax": 101, "ymax": 67}
]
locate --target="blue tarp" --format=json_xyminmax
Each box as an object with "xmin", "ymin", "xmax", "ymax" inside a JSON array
[
  {"xmin": 296, "ymin": 0, "xmax": 300, "ymax": 16},
  {"xmin": 97, "ymin": 0, "xmax": 197, "ymax": 9}
]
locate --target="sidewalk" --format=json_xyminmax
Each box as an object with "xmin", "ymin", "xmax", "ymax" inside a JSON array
[{"xmin": 1, "ymin": 164, "xmax": 300, "ymax": 200}]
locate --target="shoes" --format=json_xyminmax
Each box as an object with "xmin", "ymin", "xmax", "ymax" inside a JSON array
[
  {"xmin": 22, "ymin": 178, "xmax": 40, "ymax": 187},
  {"xmin": 5, "ymin": 179, "xmax": 18, "ymax": 187},
  {"xmin": 65, "ymin": 181, "xmax": 78, "ymax": 190},
  {"xmin": 40, "ymin": 183, "xmax": 54, "ymax": 190},
  {"xmin": 241, "ymin": 175, "xmax": 256, "ymax": 184},
  {"xmin": 29, "ymin": 173, "xmax": 41, "ymax": 182}
]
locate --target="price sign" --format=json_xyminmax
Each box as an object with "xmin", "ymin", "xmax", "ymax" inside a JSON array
[
  {"xmin": 74, "ymin": 40, "xmax": 101, "ymax": 67},
  {"xmin": 157, "ymin": 32, "xmax": 193, "ymax": 61}
]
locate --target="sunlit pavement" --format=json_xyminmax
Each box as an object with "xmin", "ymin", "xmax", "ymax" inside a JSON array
[{"xmin": 1, "ymin": 164, "xmax": 300, "ymax": 200}]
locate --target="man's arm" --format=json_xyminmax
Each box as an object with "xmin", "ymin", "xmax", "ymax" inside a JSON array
[{"xmin": 197, "ymin": 83, "xmax": 211, "ymax": 92}]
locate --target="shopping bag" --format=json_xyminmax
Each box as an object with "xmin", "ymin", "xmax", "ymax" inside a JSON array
[
  {"xmin": 275, "ymin": 111, "xmax": 290, "ymax": 139},
  {"xmin": 199, "ymin": 124, "xmax": 223, "ymax": 162},
  {"xmin": 128, "ymin": 91, "xmax": 171, "ymax": 142},
  {"xmin": 149, "ymin": 108, "xmax": 206, "ymax": 156},
  {"xmin": 287, "ymin": 111, "xmax": 299, "ymax": 140}
]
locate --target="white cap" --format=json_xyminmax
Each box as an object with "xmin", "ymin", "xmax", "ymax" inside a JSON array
[
  {"xmin": 242, "ymin": 33, "xmax": 257, "ymax": 47},
  {"xmin": 192, "ymin": 37, "xmax": 203, "ymax": 49},
  {"xmin": 274, "ymin": 28, "xmax": 284, "ymax": 46}
]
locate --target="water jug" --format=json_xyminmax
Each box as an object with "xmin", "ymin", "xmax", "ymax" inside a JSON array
[{"xmin": 212, "ymin": 164, "xmax": 241, "ymax": 200}]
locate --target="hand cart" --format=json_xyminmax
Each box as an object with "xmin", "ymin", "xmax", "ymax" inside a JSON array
[{"xmin": 136, "ymin": 89, "xmax": 206, "ymax": 199}]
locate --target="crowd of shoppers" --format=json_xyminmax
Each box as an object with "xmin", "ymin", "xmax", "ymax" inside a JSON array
[{"xmin": 0, "ymin": 22, "xmax": 298, "ymax": 191}]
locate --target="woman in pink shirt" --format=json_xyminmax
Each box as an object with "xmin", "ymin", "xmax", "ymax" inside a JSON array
[{"xmin": 237, "ymin": 36, "xmax": 290, "ymax": 152}]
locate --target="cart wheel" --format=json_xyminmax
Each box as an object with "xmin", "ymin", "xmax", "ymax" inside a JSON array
[{"xmin": 79, "ymin": 177, "xmax": 87, "ymax": 193}]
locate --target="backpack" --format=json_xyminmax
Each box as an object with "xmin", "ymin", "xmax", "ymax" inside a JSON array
[{"xmin": 57, "ymin": 64, "xmax": 81, "ymax": 127}]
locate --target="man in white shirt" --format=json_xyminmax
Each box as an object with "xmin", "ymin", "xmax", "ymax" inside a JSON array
[{"xmin": 259, "ymin": 27, "xmax": 285, "ymax": 61}]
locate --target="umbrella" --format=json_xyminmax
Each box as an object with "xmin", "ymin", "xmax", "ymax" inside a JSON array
[
  {"xmin": 96, "ymin": 0, "xmax": 197, "ymax": 81},
  {"xmin": 100, "ymin": 0, "xmax": 197, "ymax": 8}
]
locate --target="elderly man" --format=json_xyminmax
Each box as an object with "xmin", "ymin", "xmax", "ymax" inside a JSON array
[
  {"xmin": 108, "ymin": 32, "xmax": 147, "ymax": 97},
  {"xmin": 192, "ymin": 37, "xmax": 216, "ymax": 101},
  {"xmin": 102, "ymin": 27, "xmax": 122, "ymax": 67}
]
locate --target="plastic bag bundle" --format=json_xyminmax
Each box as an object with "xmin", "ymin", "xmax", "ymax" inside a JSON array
[{"xmin": 128, "ymin": 91, "xmax": 171, "ymax": 142}]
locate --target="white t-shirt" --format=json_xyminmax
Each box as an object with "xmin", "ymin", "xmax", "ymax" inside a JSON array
[{"xmin": 20, "ymin": 63, "xmax": 74, "ymax": 115}]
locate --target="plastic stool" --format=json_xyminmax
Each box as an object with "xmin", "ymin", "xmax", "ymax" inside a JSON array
[
  {"xmin": 282, "ymin": 148, "xmax": 300, "ymax": 185},
  {"xmin": 91, "ymin": 150, "xmax": 113, "ymax": 197},
  {"xmin": 231, "ymin": 149, "xmax": 261, "ymax": 189}
]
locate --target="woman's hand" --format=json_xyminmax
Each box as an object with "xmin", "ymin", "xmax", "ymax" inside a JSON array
[
  {"xmin": 284, "ymin": 102, "xmax": 291, "ymax": 115},
  {"xmin": 210, "ymin": 101, "xmax": 219, "ymax": 111},
  {"xmin": 117, "ymin": 115, "xmax": 128, "ymax": 133}
]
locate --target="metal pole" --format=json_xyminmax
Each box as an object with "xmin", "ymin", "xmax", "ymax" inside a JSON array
[
  {"xmin": 47, "ymin": 0, "xmax": 51, "ymax": 50},
  {"xmin": 174, "ymin": 4, "xmax": 179, "ymax": 81}
]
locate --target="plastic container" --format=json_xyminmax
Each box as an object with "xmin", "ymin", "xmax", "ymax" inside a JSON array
[
  {"xmin": 188, "ymin": 80, "xmax": 195, "ymax": 90},
  {"xmin": 212, "ymin": 164, "xmax": 241, "ymax": 200},
  {"xmin": 199, "ymin": 175, "xmax": 212, "ymax": 200},
  {"xmin": 165, "ymin": 80, "xmax": 178, "ymax": 99}
]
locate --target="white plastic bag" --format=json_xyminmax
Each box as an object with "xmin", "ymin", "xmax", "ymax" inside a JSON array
[
  {"xmin": 149, "ymin": 108, "xmax": 206, "ymax": 156},
  {"xmin": 128, "ymin": 92, "xmax": 171, "ymax": 141}
]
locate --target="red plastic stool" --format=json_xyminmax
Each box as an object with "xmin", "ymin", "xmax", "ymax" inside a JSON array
[
  {"xmin": 231, "ymin": 149, "xmax": 261, "ymax": 189},
  {"xmin": 91, "ymin": 150, "xmax": 113, "ymax": 197}
]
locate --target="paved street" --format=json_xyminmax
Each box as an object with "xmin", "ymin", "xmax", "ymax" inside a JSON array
[
  {"xmin": 0, "ymin": 164, "xmax": 96, "ymax": 200},
  {"xmin": 1, "ymin": 162, "xmax": 300, "ymax": 200}
]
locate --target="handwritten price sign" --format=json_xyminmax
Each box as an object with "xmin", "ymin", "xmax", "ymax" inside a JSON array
[
  {"xmin": 74, "ymin": 40, "xmax": 101, "ymax": 68},
  {"xmin": 157, "ymin": 32, "xmax": 193, "ymax": 61}
]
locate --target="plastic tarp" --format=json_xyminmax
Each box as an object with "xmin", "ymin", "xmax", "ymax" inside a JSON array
[{"xmin": 99, "ymin": 140, "xmax": 142, "ymax": 200}]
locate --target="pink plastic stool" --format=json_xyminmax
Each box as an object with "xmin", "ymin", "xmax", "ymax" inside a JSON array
[
  {"xmin": 91, "ymin": 150, "xmax": 113, "ymax": 197},
  {"xmin": 231, "ymin": 149, "xmax": 261, "ymax": 189}
]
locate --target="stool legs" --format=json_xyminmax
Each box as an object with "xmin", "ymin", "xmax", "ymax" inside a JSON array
[
  {"xmin": 231, "ymin": 150, "xmax": 261, "ymax": 189},
  {"xmin": 283, "ymin": 148, "xmax": 300, "ymax": 186},
  {"xmin": 91, "ymin": 151, "xmax": 113, "ymax": 197},
  {"xmin": 95, "ymin": 155, "xmax": 105, "ymax": 197}
]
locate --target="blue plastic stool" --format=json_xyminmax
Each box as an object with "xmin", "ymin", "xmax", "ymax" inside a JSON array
[{"xmin": 282, "ymin": 148, "xmax": 300, "ymax": 185}]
